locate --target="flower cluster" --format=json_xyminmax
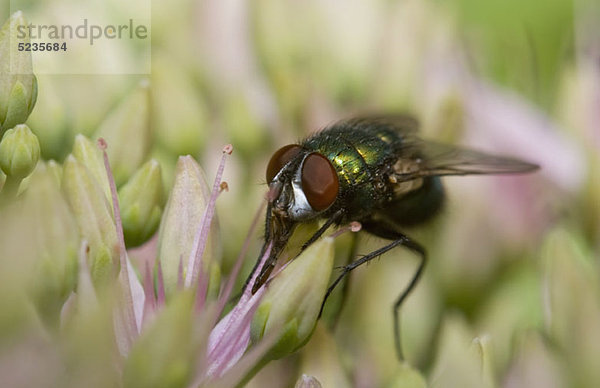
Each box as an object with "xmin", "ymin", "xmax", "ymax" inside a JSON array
[
  {"xmin": 1, "ymin": 1, "xmax": 599, "ymax": 387},
  {"xmin": 0, "ymin": 12, "xmax": 338, "ymax": 387}
]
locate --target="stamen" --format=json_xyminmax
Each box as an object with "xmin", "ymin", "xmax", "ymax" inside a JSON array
[
  {"xmin": 243, "ymin": 242, "xmax": 273, "ymax": 297},
  {"xmin": 222, "ymin": 144, "xmax": 233, "ymax": 155},
  {"xmin": 195, "ymin": 265, "xmax": 209, "ymax": 312},
  {"xmin": 266, "ymin": 252, "xmax": 292, "ymax": 285},
  {"xmin": 185, "ymin": 145, "xmax": 233, "ymax": 288}
]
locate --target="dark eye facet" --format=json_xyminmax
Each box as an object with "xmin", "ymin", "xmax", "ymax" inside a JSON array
[
  {"xmin": 266, "ymin": 144, "xmax": 302, "ymax": 183},
  {"xmin": 301, "ymin": 153, "xmax": 339, "ymax": 211}
]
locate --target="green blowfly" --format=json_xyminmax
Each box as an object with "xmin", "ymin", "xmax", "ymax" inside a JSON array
[{"xmin": 247, "ymin": 115, "xmax": 539, "ymax": 360}]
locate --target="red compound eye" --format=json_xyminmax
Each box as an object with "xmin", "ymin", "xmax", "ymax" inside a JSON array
[
  {"xmin": 301, "ymin": 153, "xmax": 339, "ymax": 211},
  {"xmin": 266, "ymin": 144, "xmax": 302, "ymax": 183}
]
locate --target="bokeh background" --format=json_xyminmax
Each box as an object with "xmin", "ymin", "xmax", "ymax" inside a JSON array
[{"xmin": 1, "ymin": 0, "xmax": 599, "ymax": 387}]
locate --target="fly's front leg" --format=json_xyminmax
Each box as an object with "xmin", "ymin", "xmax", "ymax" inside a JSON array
[{"xmin": 300, "ymin": 209, "xmax": 345, "ymax": 251}]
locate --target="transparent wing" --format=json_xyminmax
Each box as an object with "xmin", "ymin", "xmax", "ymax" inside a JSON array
[
  {"xmin": 338, "ymin": 114, "xmax": 419, "ymax": 135},
  {"xmin": 393, "ymin": 137, "xmax": 540, "ymax": 181},
  {"xmin": 337, "ymin": 114, "xmax": 539, "ymax": 180}
]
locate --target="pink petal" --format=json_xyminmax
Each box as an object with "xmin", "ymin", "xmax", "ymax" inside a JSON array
[{"xmin": 203, "ymin": 242, "xmax": 272, "ymax": 378}]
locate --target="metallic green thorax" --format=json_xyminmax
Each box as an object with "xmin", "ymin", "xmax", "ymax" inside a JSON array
[{"xmin": 301, "ymin": 122, "xmax": 408, "ymax": 221}]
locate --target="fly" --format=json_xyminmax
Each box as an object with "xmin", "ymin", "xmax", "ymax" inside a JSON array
[{"xmin": 247, "ymin": 115, "xmax": 539, "ymax": 359}]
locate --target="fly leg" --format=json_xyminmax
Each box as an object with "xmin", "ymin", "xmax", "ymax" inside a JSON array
[
  {"xmin": 244, "ymin": 209, "xmax": 344, "ymax": 294},
  {"xmin": 318, "ymin": 220, "xmax": 427, "ymax": 361},
  {"xmin": 320, "ymin": 232, "xmax": 359, "ymax": 328},
  {"xmin": 300, "ymin": 209, "xmax": 345, "ymax": 250}
]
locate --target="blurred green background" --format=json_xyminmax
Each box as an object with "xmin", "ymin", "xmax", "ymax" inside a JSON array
[{"xmin": 1, "ymin": 0, "xmax": 599, "ymax": 387}]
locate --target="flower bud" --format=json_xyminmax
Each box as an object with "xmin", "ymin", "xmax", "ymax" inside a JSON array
[
  {"xmin": 119, "ymin": 159, "xmax": 163, "ymax": 247},
  {"xmin": 96, "ymin": 80, "xmax": 151, "ymax": 186},
  {"xmin": 0, "ymin": 124, "xmax": 40, "ymax": 179},
  {"xmin": 25, "ymin": 162, "xmax": 78, "ymax": 329},
  {"xmin": 0, "ymin": 12, "xmax": 38, "ymax": 133},
  {"xmin": 156, "ymin": 156, "xmax": 221, "ymax": 297},
  {"xmin": 72, "ymin": 134, "xmax": 111, "ymax": 202},
  {"xmin": 251, "ymin": 236, "xmax": 334, "ymax": 360},
  {"xmin": 63, "ymin": 154, "xmax": 118, "ymax": 287}
]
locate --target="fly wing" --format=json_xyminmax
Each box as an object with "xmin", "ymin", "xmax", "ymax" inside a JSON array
[
  {"xmin": 336, "ymin": 114, "xmax": 538, "ymax": 180},
  {"xmin": 393, "ymin": 137, "xmax": 539, "ymax": 181},
  {"xmin": 338, "ymin": 114, "xmax": 419, "ymax": 135}
]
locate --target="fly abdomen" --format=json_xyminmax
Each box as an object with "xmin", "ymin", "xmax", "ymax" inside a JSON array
[{"xmin": 384, "ymin": 176, "xmax": 445, "ymax": 227}]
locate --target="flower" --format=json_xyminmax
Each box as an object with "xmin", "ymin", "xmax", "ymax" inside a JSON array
[
  {"xmin": 118, "ymin": 159, "xmax": 163, "ymax": 247},
  {"xmin": 156, "ymin": 154, "xmax": 221, "ymax": 298},
  {"xmin": 62, "ymin": 152, "xmax": 118, "ymax": 287},
  {"xmin": 95, "ymin": 140, "xmax": 277, "ymax": 386}
]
